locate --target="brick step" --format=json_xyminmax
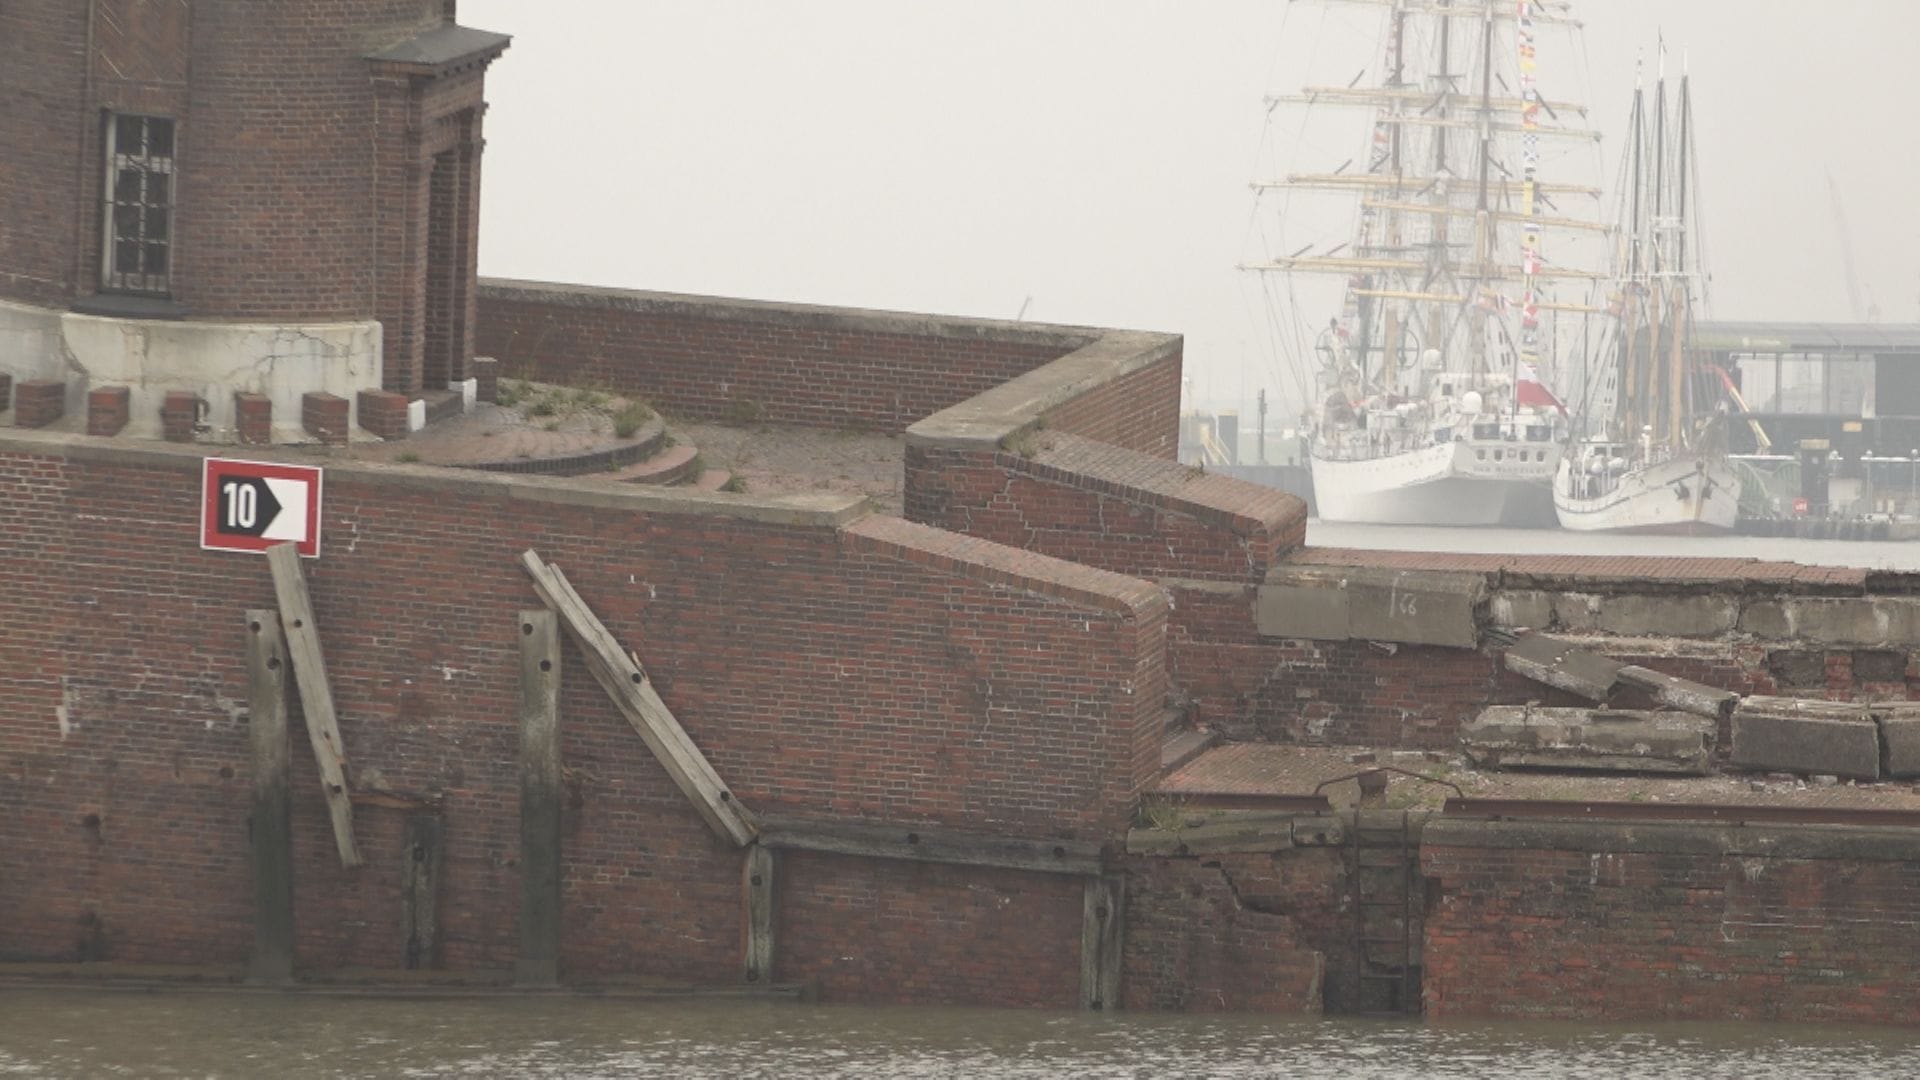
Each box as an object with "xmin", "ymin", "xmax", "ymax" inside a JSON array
[
  {"xmin": 613, "ymin": 444, "xmax": 699, "ymax": 486},
  {"xmin": 689, "ymin": 467, "xmax": 732, "ymax": 492},
  {"xmin": 1160, "ymin": 726, "xmax": 1215, "ymax": 775}
]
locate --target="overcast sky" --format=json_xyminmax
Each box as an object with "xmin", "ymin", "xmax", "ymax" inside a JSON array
[{"xmin": 462, "ymin": 1, "xmax": 1920, "ymax": 419}]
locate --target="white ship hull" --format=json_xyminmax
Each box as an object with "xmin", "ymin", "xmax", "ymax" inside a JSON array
[
  {"xmin": 1553, "ymin": 453, "xmax": 1740, "ymax": 534},
  {"xmin": 1311, "ymin": 439, "xmax": 1559, "ymax": 526}
]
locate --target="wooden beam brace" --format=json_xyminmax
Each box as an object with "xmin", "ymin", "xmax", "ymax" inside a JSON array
[
  {"xmin": 516, "ymin": 609, "xmax": 563, "ymax": 986},
  {"xmin": 743, "ymin": 845, "xmax": 776, "ymax": 985},
  {"xmin": 519, "ymin": 550, "xmax": 758, "ymax": 847},
  {"xmin": 758, "ymin": 815, "xmax": 1104, "ymax": 877},
  {"xmin": 244, "ymin": 610, "xmax": 294, "ymax": 984},
  {"xmin": 1079, "ymin": 875, "xmax": 1124, "ymax": 1011},
  {"xmin": 265, "ymin": 542, "xmax": 361, "ymax": 868}
]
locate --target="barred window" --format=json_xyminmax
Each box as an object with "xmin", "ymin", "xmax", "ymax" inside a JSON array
[{"xmin": 101, "ymin": 114, "xmax": 175, "ymax": 296}]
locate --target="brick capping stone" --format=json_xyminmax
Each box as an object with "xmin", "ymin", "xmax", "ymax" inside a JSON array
[
  {"xmin": 234, "ymin": 392, "xmax": 272, "ymax": 445},
  {"xmin": 843, "ymin": 514, "xmax": 1167, "ymax": 621},
  {"xmin": 302, "ymin": 391, "xmax": 351, "ymax": 446},
  {"xmin": 357, "ymin": 388, "xmax": 412, "ymax": 440},
  {"xmin": 87, "ymin": 386, "xmax": 130, "ymax": 437},
  {"xmin": 14, "ymin": 379, "xmax": 66, "ymax": 428}
]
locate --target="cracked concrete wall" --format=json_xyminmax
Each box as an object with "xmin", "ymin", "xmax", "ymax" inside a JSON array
[{"xmin": 1, "ymin": 299, "xmax": 381, "ymax": 440}]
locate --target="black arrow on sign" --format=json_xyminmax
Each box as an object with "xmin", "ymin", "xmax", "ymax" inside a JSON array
[{"xmin": 216, "ymin": 475, "xmax": 284, "ymax": 538}]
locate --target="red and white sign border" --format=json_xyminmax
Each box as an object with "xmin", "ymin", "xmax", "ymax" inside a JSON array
[{"xmin": 199, "ymin": 457, "xmax": 324, "ymax": 558}]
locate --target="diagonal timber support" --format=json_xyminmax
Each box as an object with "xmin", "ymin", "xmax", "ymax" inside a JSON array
[
  {"xmin": 519, "ymin": 549, "xmax": 759, "ymax": 847},
  {"xmin": 266, "ymin": 542, "xmax": 362, "ymax": 868}
]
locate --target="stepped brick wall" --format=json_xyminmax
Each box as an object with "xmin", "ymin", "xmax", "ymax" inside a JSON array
[
  {"xmin": 474, "ymin": 279, "xmax": 1090, "ymax": 434},
  {"xmin": 0, "ymin": 432, "xmax": 1167, "ymax": 1005}
]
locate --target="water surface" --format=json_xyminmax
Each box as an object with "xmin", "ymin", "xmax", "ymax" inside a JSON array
[{"xmin": 3, "ymin": 990, "xmax": 1919, "ymax": 1078}]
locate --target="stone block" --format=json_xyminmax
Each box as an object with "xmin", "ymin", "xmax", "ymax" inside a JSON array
[
  {"xmin": 1460, "ymin": 705, "xmax": 1715, "ymax": 775},
  {"xmin": 1254, "ymin": 567, "xmax": 1350, "ymax": 641},
  {"xmin": 1592, "ymin": 592, "xmax": 1738, "ymax": 638},
  {"xmin": 87, "ymin": 385, "xmax": 130, "ymax": 437},
  {"xmin": 14, "ymin": 378, "xmax": 66, "ymax": 428},
  {"xmin": 234, "ymin": 392, "xmax": 272, "ymax": 445},
  {"xmin": 1730, "ymin": 696, "xmax": 1880, "ymax": 780},
  {"xmin": 1488, "ymin": 589, "xmax": 1556, "ymax": 631},
  {"xmin": 1876, "ymin": 704, "xmax": 1920, "ymax": 779},
  {"xmin": 1742, "ymin": 597, "xmax": 1920, "ymax": 647},
  {"xmin": 1346, "ymin": 567, "xmax": 1485, "ymax": 648}
]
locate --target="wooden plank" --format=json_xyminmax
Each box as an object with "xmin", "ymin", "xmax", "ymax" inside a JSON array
[
  {"xmin": 1616, "ymin": 665, "xmax": 1740, "ymax": 721},
  {"xmin": 1079, "ymin": 876, "xmax": 1124, "ymax": 1011},
  {"xmin": 401, "ymin": 813, "xmax": 443, "ymax": 969},
  {"xmin": 743, "ymin": 845, "xmax": 776, "ymax": 985},
  {"xmin": 244, "ymin": 610, "xmax": 294, "ymax": 984},
  {"xmin": 758, "ymin": 815, "xmax": 1103, "ymax": 877},
  {"xmin": 519, "ymin": 549, "xmax": 757, "ymax": 847},
  {"xmin": 265, "ymin": 542, "xmax": 361, "ymax": 868},
  {"xmin": 516, "ymin": 610, "xmax": 563, "ymax": 987}
]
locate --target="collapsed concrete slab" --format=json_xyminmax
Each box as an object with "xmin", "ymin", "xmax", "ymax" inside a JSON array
[
  {"xmin": 1459, "ymin": 706, "xmax": 1716, "ymax": 775},
  {"xmin": 1501, "ymin": 632, "xmax": 1738, "ymax": 720},
  {"xmin": 1875, "ymin": 703, "xmax": 1920, "ymax": 779},
  {"xmin": 1730, "ymin": 696, "xmax": 1881, "ymax": 781}
]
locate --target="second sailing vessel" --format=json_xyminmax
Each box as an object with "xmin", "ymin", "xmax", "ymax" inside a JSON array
[
  {"xmin": 1555, "ymin": 62, "xmax": 1739, "ymax": 533},
  {"xmin": 1246, "ymin": 0, "xmax": 1607, "ymax": 525}
]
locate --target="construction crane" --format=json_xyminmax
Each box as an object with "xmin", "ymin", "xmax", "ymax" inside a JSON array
[{"xmin": 1827, "ymin": 170, "xmax": 1880, "ymax": 322}]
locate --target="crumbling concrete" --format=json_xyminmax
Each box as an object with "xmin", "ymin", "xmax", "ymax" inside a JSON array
[{"xmin": 1460, "ymin": 706, "xmax": 1715, "ymax": 775}]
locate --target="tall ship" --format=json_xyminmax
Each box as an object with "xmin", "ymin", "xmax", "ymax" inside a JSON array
[
  {"xmin": 1554, "ymin": 62, "xmax": 1739, "ymax": 533},
  {"xmin": 1244, "ymin": 0, "xmax": 1610, "ymax": 525}
]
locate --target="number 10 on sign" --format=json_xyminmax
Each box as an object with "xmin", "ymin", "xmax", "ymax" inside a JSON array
[{"xmin": 200, "ymin": 457, "xmax": 324, "ymax": 557}]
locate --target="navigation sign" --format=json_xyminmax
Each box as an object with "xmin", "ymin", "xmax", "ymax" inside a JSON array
[{"xmin": 200, "ymin": 458, "xmax": 323, "ymax": 557}]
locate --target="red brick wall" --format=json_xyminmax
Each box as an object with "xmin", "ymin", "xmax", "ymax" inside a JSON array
[
  {"xmin": 1122, "ymin": 852, "xmax": 1330, "ymax": 1013},
  {"xmin": 0, "ymin": 2, "xmax": 87, "ymax": 307},
  {"xmin": 0, "ymin": 435, "xmax": 1166, "ymax": 1005},
  {"xmin": 906, "ymin": 434, "xmax": 1306, "ymax": 586},
  {"xmin": 1423, "ymin": 821, "xmax": 1920, "ymax": 1022},
  {"xmin": 473, "ymin": 280, "xmax": 1086, "ymax": 433}
]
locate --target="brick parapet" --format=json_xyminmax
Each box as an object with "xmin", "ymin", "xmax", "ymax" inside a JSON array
[
  {"xmin": 159, "ymin": 391, "xmax": 202, "ymax": 442},
  {"xmin": 356, "ymin": 389, "xmax": 411, "ymax": 440},
  {"xmin": 233, "ymin": 392, "xmax": 272, "ymax": 444},
  {"xmin": 13, "ymin": 379, "xmax": 66, "ymax": 428},
  {"xmin": 87, "ymin": 386, "xmax": 130, "ymax": 437},
  {"xmin": 474, "ymin": 278, "xmax": 1086, "ymax": 433},
  {"xmin": 301, "ymin": 391, "xmax": 350, "ymax": 446}
]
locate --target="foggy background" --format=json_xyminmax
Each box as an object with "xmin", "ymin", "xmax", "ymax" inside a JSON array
[{"xmin": 462, "ymin": 0, "xmax": 1920, "ymax": 425}]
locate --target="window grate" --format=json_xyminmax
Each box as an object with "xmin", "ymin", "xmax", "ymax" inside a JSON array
[{"xmin": 101, "ymin": 114, "xmax": 176, "ymax": 296}]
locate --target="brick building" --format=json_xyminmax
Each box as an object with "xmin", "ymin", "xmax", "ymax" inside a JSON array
[{"xmin": 0, "ymin": 0, "xmax": 507, "ymax": 441}]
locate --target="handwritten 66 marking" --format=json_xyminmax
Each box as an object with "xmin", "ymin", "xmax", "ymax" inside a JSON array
[{"xmin": 200, "ymin": 458, "xmax": 324, "ymax": 557}]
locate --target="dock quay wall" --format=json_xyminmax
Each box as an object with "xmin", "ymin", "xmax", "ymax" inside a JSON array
[
  {"xmin": 0, "ymin": 430, "xmax": 1166, "ymax": 1006},
  {"xmin": 1421, "ymin": 818, "xmax": 1920, "ymax": 1022}
]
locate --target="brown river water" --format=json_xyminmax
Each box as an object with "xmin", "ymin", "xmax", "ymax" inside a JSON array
[{"xmin": 4, "ymin": 989, "xmax": 1920, "ymax": 1078}]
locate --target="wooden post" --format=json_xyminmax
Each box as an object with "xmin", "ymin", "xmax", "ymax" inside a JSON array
[
  {"xmin": 401, "ymin": 813, "xmax": 443, "ymax": 970},
  {"xmin": 519, "ymin": 550, "xmax": 757, "ymax": 846},
  {"xmin": 1079, "ymin": 875, "xmax": 1124, "ymax": 1011},
  {"xmin": 516, "ymin": 609, "xmax": 563, "ymax": 986},
  {"xmin": 245, "ymin": 610, "xmax": 295, "ymax": 984},
  {"xmin": 265, "ymin": 542, "xmax": 361, "ymax": 868},
  {"xmin": 743, "ymin": 845, "xmax": 775, "ymax": 984}
]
